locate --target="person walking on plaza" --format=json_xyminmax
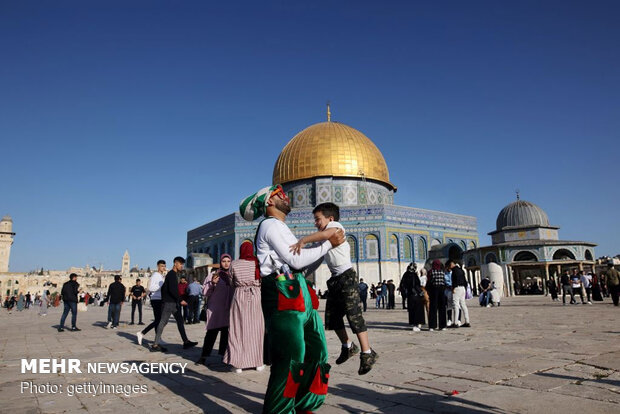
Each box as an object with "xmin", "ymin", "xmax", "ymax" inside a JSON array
[
  {"xmin": 136, "ymin": 260, "xmax": 166, "ymax": 345},
  {"xmin": 571, "ymin": 269, "xmax": 586, "ymax": 305},
  {"xmin": 290, "ymin": 202, "xmax": 378, "ymax": 375},
  {"xmin": 592, "ymin": 272, "xmax": 604, "ymax": 302},
  {"xmin": 222, "ymin": 242, "xmax": 265, "ymax": 372},
  {"xmin": 178, "ymin": 275, "xmax": 190, "ymax": 323},
  {"xmin": 548, "ymin": 275, "xmax": 559, "ymax": 301},
  {"xmin": 358, "ymin": 278, "xmax": 368, "ymax": 312},
  {"xmin": 380, "ymin": 281, "xmax": 388, "ymax": 309},
  {"xmin": 386, "ymin": 279, "xmax": 396, "ymax": 309},
  {"xmin": 129, "ymin": 278, "xmax": 146, "ymax": 325},
  {"xmin": 197, "ymin": 255, "xmax": 234, "ymax": 365},
  {"xmin": 560, "ymin": 270, "xmax": 574, "ymax": 305},
  {"xmin": 427, "ymin": 260, "xmax": 447, "ymax": 331},
  {"xmin": 401, "ymin": 263, "xmax": 426, "ymax": 331},
  {"xmin": 448, "ymin": 260, "xmax": 471, "ymax": 328},
  {"xmin": 240, "ymin": 184, "xmax": 345, "ymax": 413},
  {"xmin": 39, "ymin": 290, "xmax": 51, "ymax": 316},
  {"xmin": 581, "ymin": 271, "xmax": 593, "ymax": 304},
  {"xmin": 58, "ymin": 273, "xmax": 80, "ymax": 332},
  {"xmin": 186, "ymin": 277, "xmax": 201, "ymax": 324},
  {"xmin": 605, "ymin": 262, "xmax": 620, "ymax": 306},
  {"xmin": 151, "ymin": 256, "xmax": 198, "ymax": 352},
  {"xmin": 106, "ymin": 275, "xmax": 126, "ymax": 329},
  {"xmin": 444, "ymin": 265, "xmax": 453, "ymax": 324}
]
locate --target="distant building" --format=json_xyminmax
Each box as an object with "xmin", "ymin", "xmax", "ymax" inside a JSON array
[
  {"xmin": 0, "ymin": 215, "xmax": 15, "ymax": 273},
  {"xmin": 121, "ymin": 250, "xmax": 130, "ymax": 277},
  {"xmin": 187, "ymin": 110, "xmax": 479, "ymax": 290},
  {"xmin": 463, "ymin": 196, "xmax": 596, "ymax": 297}
]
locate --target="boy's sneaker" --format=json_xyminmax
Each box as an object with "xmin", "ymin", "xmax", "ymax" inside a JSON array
[
  {"xmin": 336, "ymin": 343, "xmax": 359, "ymax": 365},
  {"xmin": 106, "ymin": 322, "xmax": 112, "ymax": 329},
  {"xmin": 136, "ymin": 331, "xmax": 144, "ymax": 345},
  {"xmin": 358, "ymin": 349, "xmax": 378, "ymax": 375}
]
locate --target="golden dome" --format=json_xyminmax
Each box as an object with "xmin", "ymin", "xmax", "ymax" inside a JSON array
[{"xmin": 273, "ymin": 121, "xmax": 395, "ymax": 190}]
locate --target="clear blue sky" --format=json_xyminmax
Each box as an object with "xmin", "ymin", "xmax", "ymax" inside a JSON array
[{"xmin": 2, "ymin": 1, "xmax": 618, "ymax": 272}]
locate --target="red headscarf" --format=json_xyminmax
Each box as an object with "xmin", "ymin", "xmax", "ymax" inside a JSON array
[
  {"xmin": 240, "ymin": 240, "xmax": 260, "ymax": 280},
  {"xmin": 432, "ymin": 259, "xmax": 442, "ymax": 271}
]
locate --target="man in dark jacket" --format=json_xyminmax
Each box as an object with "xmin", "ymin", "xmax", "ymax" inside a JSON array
[
  {"xmin": 151, "ymin": 257, "xmax": 198, "ymax": 352},
  {"xmin": 59, "ymin": 273, "xmax": 80, "ymax": 332},
  {"xmin": 106, "ymin": 275, "xmax": 126, "ymax": 329},
  {"xmin": 358, "ymin": 278, "xmax": 368, "ymax": 312}
]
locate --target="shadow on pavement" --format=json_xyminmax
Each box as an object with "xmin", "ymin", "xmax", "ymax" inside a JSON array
[
  {"xmin": 129, "ymin": 360, "xmax": 264, "ymax": 413},
  {"xmin": 538, "ymin": 371, "xmax": 620, "ymax": 387},
  {"xmin": 332, "ymin": 383, "xmax": 509, "ymax": 414}
]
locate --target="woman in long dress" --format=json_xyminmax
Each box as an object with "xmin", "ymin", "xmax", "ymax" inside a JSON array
[
  {"xmin": 401, "ymin": 263, "xmax": 426, "ymax": 331},
  {"xmin": 196, "ymin": 254, "xmax": 234, "ymax": 366},
  {"xmin": 224, "ymin": 241, "xmax": 264, "ymax": 372},
  {"xmin": 39, "ymin": 290, "xmax": 50, "ymax": 316}
]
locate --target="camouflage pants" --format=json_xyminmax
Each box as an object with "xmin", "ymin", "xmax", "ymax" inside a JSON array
[{"xmin": 325, "ymin": 268, "xmax": 367, "ymax": 333}]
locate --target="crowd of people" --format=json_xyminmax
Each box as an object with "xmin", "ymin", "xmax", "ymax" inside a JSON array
[
  {"xmin": 548, "ymin": 265, "xmax": 620, "ymax": 306},
  {"xmin": 7, "ymin": 181, "xmax": 617, "ymax": 413}
]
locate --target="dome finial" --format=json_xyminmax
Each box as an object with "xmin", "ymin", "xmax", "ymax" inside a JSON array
[
  {"xmin": 326, "ymin": 101, "xmax": 331, "ymax": 122},
  {"xmin": 516, "ymin": 188, "xmax": 520, "ymax": 200}
]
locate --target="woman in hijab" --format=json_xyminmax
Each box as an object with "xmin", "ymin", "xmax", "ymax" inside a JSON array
[
  {"xmin": 426, "ymin": 260, "xmax": 447, "ymax": 331},
  {"xmin": 16, "ymin": 293, "xmax": 25, "ymax": 311},
  {"xmin": 401, "ymin": 263, "xmax": 426, "ymax": 331},
  {"xmin": 39, "ymin": 290, "xmax": 51, "ymax": 316},
  {"xmin": 197, "ymin": 254, "xmax": 235, "ymax": 366},
  {"xmin": 224, "ymin": 241, "xmax": 264, "ymax": 373}
]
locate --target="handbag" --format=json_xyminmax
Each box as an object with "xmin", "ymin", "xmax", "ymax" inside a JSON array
[{"xmin": 465, "ymin": 285, "xmax": 473, "ymax": 300}]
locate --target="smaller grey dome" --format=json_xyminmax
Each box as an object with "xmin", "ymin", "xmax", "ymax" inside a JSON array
[{"xmin": 496, "ymin": 200, "xmax": 550, "ymax": 231}]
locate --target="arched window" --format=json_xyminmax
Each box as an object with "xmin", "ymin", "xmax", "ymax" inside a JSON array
[
  {"xmin": 389, "ymin": 234, "xmax": 399, "ymax": 259},
  {"xmin": 584, "ymin": 249, "xmax": 593, "ymax": 261},
  {"xmin": 417, "ymin": 237, "xmax": 427, "ymax": 261},
  {"xmin": 365, "ymin": 234, "xmax": 379, "ymax": 260},
  {"xmin": 431, "ymin": 238, "xmax": 441, "ymax": 247},
  {"xmin": 485, "ymin": 253, "xmax": 498, "ymax": 264},
  {"xmin": 552, "ymin": 249, "xmax": 575, "ymax": 260},
  {"xmin": 514, "ymin": 251, "xmax": 538, "ymax": 262},
  {"xmin": 468, "ymin": 241, "xmax": 476, "ymax": 250},
  {"xmin": 347, "ymin": 236, "xmax": 358, "ymax": 261},
  {"xmin": 404, "ymin": 236, "xmax": 413, "ymax": 261},
  {"xmin": 460, "ymin": 240, "xmax": 467, "ymax": 251}
]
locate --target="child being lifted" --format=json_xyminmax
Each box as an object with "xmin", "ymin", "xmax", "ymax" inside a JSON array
[{"xmin": 290, "ymin": 202, "xmax": 378, "ymax": 375}]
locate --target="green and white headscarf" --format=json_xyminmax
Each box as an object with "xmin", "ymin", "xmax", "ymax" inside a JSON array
[{"xmin": 239, "ymin": 185, "xmax": 280, "ymax": 221}]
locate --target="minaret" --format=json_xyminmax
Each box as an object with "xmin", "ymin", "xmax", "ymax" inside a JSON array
[
  {"xmin": 0, "ymin": 215, "xmax": 15, "ymax": 273},
  {"xmin": 121, "ymin": 250, "xmax": 130, "ymax": 277}
]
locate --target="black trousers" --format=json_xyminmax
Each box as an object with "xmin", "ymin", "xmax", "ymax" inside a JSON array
[
  {"xmin": 610, "ymin": 285, "xmax": 620, "ymax": 306},
  {"xmin": 131, "ymin": 300, "xmax": 143, "ymax": 323},
  {"xmin": 187, "ymin": 296, "xmax": 199, "ymax": 323},
  {"xmin": 388, "ymin": 294, "xmax": 395, "ymax": 309},
  {"xmin": 427, "ymin": 287, "xmax": 447, "ymax": 330},
  {"xmin": 141, "ymin": 300, "xmax": 162, "ymax": 335},
  {"xmin": 200, "ymin": 327, "xmax": 229, "ymax": 357},
  {"xmin": 360, "ymin": 295, "xmax": 367, "ymax": 312},
  {"xmin": 407, "ymin": 294, "xmax": 426, "ymax": 326}
]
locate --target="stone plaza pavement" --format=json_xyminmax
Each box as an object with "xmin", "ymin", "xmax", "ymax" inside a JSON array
[{"xmin": 0, "ymin": 295, "xmax": 618, "ymax": 413}]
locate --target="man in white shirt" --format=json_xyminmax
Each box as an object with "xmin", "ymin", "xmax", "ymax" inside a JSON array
[
  {"xmin": 136, "ymin": 260, "xmax": 166, "ymax": 345},
  {"xmin": 240, "ymin": 184, "xmax": 344, "ymax": 414}
]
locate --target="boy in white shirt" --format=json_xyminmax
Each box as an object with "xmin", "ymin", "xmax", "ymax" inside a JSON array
[{"xmin": 291, "ymin": 202, "xmax": 378, "ymax": 375}]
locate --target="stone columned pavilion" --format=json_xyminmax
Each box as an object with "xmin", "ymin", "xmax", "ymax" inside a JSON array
[
  {"xmin": 462, "ymin": 196, "xmax": 596, "ymax": 297},
  {"xmin": 187, "ymin": 113, "xmax": 479, "ymax": 290}
]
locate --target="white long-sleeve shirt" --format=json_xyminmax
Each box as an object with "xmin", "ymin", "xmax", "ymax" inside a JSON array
[
  {"xmin": 256, "ymin": 218, "xmax": 332, "ymax": 277},
  {"xmin": 148, "ymin": 272, "xmax": 165, "ymax": 300}
]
